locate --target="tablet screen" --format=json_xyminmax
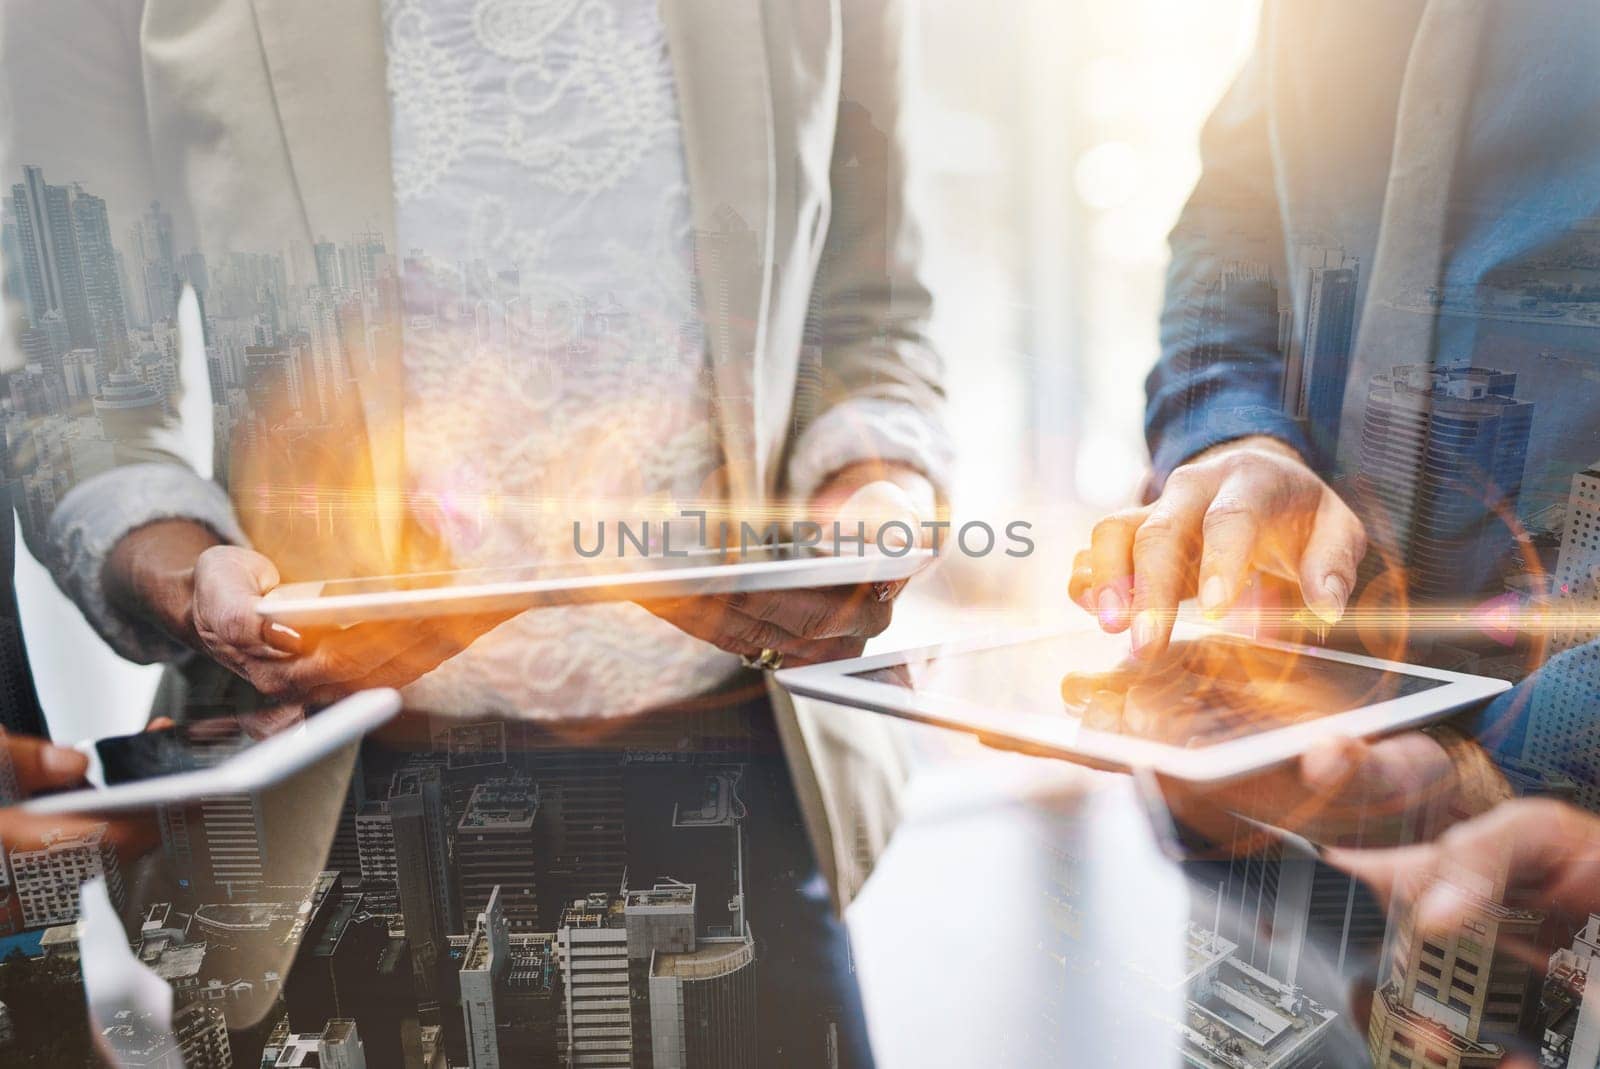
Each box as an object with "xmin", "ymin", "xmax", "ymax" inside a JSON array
[{"xmin": 850, "ymin": 632, "xmax": 1444, "ymax": 749}]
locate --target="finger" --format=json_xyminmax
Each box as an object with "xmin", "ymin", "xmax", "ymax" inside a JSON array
[
  {"xmin": 304, "ymin": 629, "xmax": 473, "ymax": 705},
  {"xmin": 1130, "ymin": 470, "xmax": 1217, "ymax": 656},
  {"xmin": 1, "ymin": 733, "xmax": 90, "ymax": 797},
  {"xmin": 1322, "ymin": 841, "xmax": 1441, "ymax": 906},
  {"xmin": 282, "ymin": 621, "xmax": 448, "ymax": 691},
  {"xmin": 1415, "ymin": 801, "xmax": 1599, "ymax": 928},
  {"xmin": 145, "ymin": 717, "xmax": 177, "ymax": 732},
  {"xmin": 1068, "ymin": 549, "xmax": 1095, "ymax": 611},
  {"xmin": 1195, "ymin": 471, "xmax": 1268, "ymax": 618},
  {"xmin": 721, "ymin": 585, "xmax": 891, "ymax": 640},
  {"xmin": 201, "ymin": 549, "xmax": 292, "ymax": 660},
  {"xmin": 1087, "ymin": 510, "xmax": 1144, "ymax": 632},
  {"xmin": 1297, "ymin": 488, "xmax": 1366, "ymax": 624}
]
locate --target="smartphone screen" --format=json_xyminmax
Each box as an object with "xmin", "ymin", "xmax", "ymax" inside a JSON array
[{"xmin": 94, "ymin": 707, "xmax": 307, "ymax": 786}]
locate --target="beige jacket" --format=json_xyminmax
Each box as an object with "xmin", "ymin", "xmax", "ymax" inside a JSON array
[{"xmin": 2, "ymin": 0, "xmax": 950, "ymax": 907}]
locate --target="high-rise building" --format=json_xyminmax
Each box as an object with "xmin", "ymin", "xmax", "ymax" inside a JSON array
[
  {"xmin": 461, "ymin": 887, "xmax": 510, "ymax": 1069},
  {"xmin": 457, "ymin": 777, "xmax": 540, "ymax": 932},
  {"xmin": 554, "ymin": 880, "xmax": 755, "ymax": 1069},
  {"xmin": 1540, "ymin": 914, "xmax": 1600, "ymax": 1067},
  {"xmin": 646, "ymin": 928, "xmax": 756, "ymax": 1069},
  {"xmin": 1290, "ymin": 252, "xmax": 1359, "ymax": 462},
  {"xmin": 160, "ymin": 792, "xmax": 279, "ymax": 900},
  {"xmin": 527, "ymin": 746, "xmax": 627, "ymax": 924},
  {"xmin": 1523, "ymin": 466, "xmax": 1600, "ymax": 813},
  {"xmin": 457, "ymin": 887, "xmax": 562, "ymax": 1069},
  {"xmin": 557, "ymin": 892, "xmax": 636, "ymax": 1068},
  {"xmin": 285, "ymin": 878, "xmax": 418, "ymax": 1069},
  {"xmin": 314, "ymin": 240, "xmax": 341, "ymax": 292},
  {"xmin": 9, "ymin": 825, "xmax": 125, "ymax": 929},
  {"xmin": 69, "ymin": 185, "xmax": 130, "ymax": 373},
  {"xmin": 1367, "ymin": 856, "xmax": 1545, "ymax": 1069},
  {"xmin": 391, "ymin": 766, "xmax": 455, "ymax": 1006},
  {"xmin": 132, "ymin": 200, "xmax": 178, "ymax": 327},
  {"xmin": 354, "ymin": 801, "xmax": 398, "ymax": 885},
  {"xmin": 10, "ymin": 165, "xmax": 94, "ymax": 351},
  {"xmin": 1355, "ymin": 366, "xmax": 1535, "ymax": 599},
  {"xmin": 261, "ymin": 1018, "xmax": 367, "ymax": 1069}
]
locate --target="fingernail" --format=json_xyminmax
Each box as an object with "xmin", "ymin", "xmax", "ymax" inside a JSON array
[
  {"xmin": 1096, "ymin": 588, "xmax": 1127, "ymax": 629},
  {"xmin": 40, "ymin": 743, "xmax": 88, "ymax": 781},
  {"xmin": 1131, "ymin": 610, "xmax": 1160, "ymax": 654},
  {"xmin": 1313, "ymin": 574, "xmax": 1349, "ymax": 624},
  {"xmin": 1199, "ymin": 576, "xmax": 1229, "ymax": 618},
  {"xmin": 265, "ymin": 622, "xmax": 306, "ymax": 653},
  {"xmin": 1416, "ymin": 883, "xmax": 1467, "ymax": 933}
]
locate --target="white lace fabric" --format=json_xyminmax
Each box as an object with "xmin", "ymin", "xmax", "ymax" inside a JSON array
[{"xmin": 382, "ymin": 0, "xmax": 739, "ymax": 719}]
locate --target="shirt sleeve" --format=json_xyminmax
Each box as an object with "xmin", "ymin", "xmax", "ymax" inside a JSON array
[
  {"xmin": 1144, "ymin": 1, "xmax": 1312, "ymax": 490},
  {"xmin": 783, "ymin": 0, "xmax": 952, "ymax": 504},
  {"xmin": 46, "ymin": 464, "xmax": 247, "ymax": 664}
]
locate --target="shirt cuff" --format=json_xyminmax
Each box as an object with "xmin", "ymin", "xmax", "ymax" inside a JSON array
[
  {"xmin": 1146, "ymin": 389, "xmax": 1312, "ymax": 493},
  {"xmin": 786, "ymin": 398, "xmax": 954, "ymax": 504},
  {"xmin": 47, "ymin": 463, "xmax": 247, "ymax": 664}
]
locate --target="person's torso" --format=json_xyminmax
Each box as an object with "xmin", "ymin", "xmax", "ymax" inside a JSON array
[{"xmin": 379, "ymin": 0, "xmax": 739, "ymax": 718}]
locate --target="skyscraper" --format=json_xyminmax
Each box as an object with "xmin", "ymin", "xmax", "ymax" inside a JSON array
[
  {"xmin": 459, "ymin": 887, "xmax": 561, "ymax": 1069},
  {"xmin": 10, "ymin": 166, "xmax": 95, "ymax": 352},
  {"xmin": 1290, "ymin": 252, "xmax": 1359, "ymax": 462},
  {"xmin": 132, "ymin": 200, "xmax": 178, "ymax": 327},
  {"xmin": 1355, "ymin": 366, "xmax": 1535, "ymax": 599},
  {"xmin": 390, "ymin": 766, "xmax": 455, "ymax": 1006},
  {"xmin": 457, "ymin": 777, "xmax": 540, "ymax": 932},
  {"xmin": 69, "ymin": 186, "xmax": 130, "ymax": 373},
  {"xmin": 1523, "ymin": 466, "xmax": 1600, "ymax": 813},
  {"xmin": 1367, "ymin": 854, "xmax": 1544, "ymax": 1069}
]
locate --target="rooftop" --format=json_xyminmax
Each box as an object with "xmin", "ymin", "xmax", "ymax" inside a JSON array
[
  {"xmin": 1181, "ymin": 957, "xmax": 1337, "ymax": 1069},
  {"xmin": 459, "ymin": 779, "xmax": 538, "ymax": 830},
  {"xmin": 625, "ymin": 881, "xmax": 696, "ymax": 911},
  {"xmin": 560, "ymin": 892, "xmax": 627, "ymax": 931},
  {"xmin": 651, "ymin": 934, "xmax": 754, "ymax": 981}
]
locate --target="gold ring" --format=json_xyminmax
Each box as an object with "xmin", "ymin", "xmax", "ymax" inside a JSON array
[{"xmin": 741, "ymin": 647, "xmax": 784, "ymax": 671}]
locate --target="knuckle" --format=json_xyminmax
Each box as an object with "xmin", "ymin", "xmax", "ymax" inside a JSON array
[
  {"xmin": 1091, "ymin": 512, "xmax": 1138, "ymax": 544},
  {"xmin": 1132, "ymin": 511, "xmax": 1189, "ymax": 552},
  {"xmin": 1201, "ymin": 496, "xmax": 1256, "ymax": 531}
]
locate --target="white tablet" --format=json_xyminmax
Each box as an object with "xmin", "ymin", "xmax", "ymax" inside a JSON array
[
  {"xmin": 23, "ymin": 689, "xmax": 402, "ymax": 816},
  {"xmin": 257, "ymin": 544, "xmax": 935, "ymax": 628},
  {"xmin": 775, "ymin": 624, "xmax": 1511, "ymax": 783}
]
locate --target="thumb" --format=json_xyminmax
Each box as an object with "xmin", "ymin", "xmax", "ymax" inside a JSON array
[
  {"xmin": 827, "ymin": 480, "xmax": 925, "ymax": 552},
  {"xmin": 1, "ymin": 733, "xmax": 90, "ymax": 798}
]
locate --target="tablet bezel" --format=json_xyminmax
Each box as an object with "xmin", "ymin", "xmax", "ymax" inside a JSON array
[
  {"xmin": 257, "ymin": 546, "xmax": 935, "ymax": 627},
  {"xmin": 775, "ymin": 623, "xmax": 1512, "ymax": 783},
  {"xmin": 23, "ymin": 689, "xmax": 403, "ymax": 816}
]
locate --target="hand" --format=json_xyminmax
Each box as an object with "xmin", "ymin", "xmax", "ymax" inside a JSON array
[
  {"xmin": 646, "ymin": 463, "xmax": 936, "ymax": 667},
  {"xmin": 0, "ymin": 730, "xmax": 158, "ymax": 862},
  {"xmin": 1327, "ymin": 798, "xmax": 1600, "ymax": 942},
  {"xmin": 189, "ymin": 545, "xmax": 509, "ymax": 704},
  {"xmin": 1068, "ymin": 436, "xmax": 1366, "ymax": 658},
  {"xmin": 1155, "ymin": 728, "xmax": 1496, "ymax": 849},
  {"xmin": 108, "ymin": 522, "xmax": 508, "ymax": 705}
]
